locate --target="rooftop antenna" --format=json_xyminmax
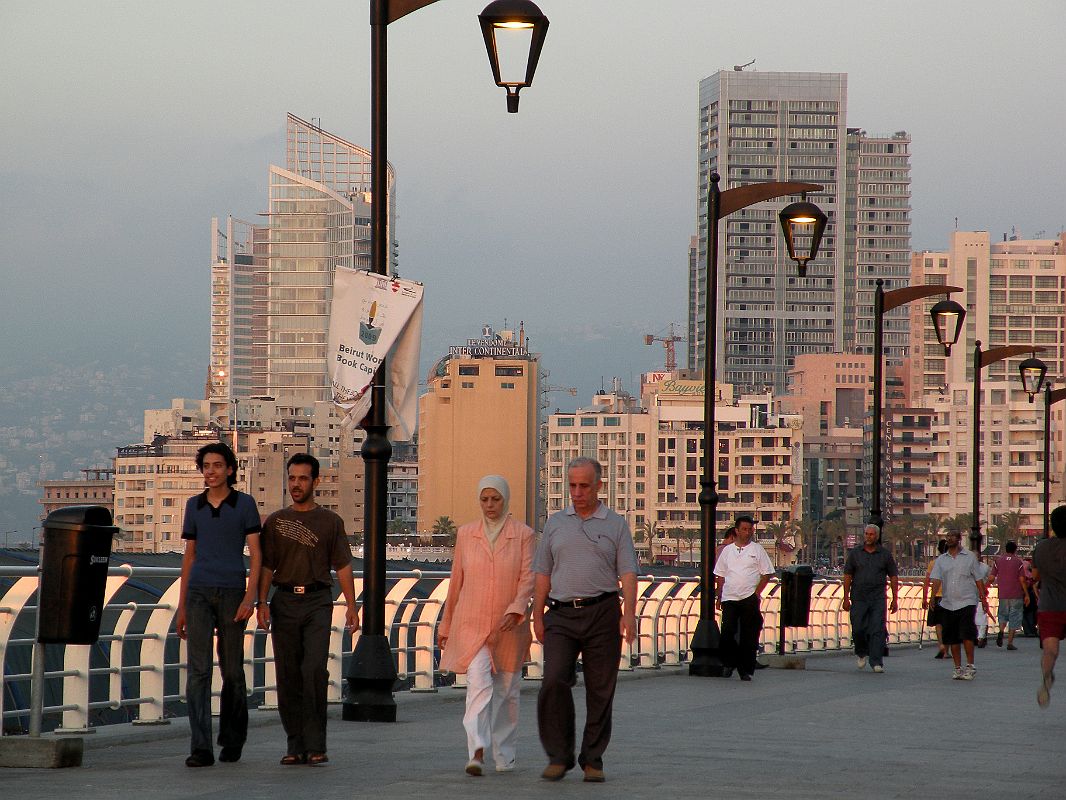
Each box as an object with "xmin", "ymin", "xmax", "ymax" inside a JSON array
[{"xmin": 734, "ymin": 59, "xmax": 755, "ymax": 71}]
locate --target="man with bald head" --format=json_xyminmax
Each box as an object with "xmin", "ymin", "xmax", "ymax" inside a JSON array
[{"xmin": 842, "ymin": 524, "xmax": 899, "ymax": 673}]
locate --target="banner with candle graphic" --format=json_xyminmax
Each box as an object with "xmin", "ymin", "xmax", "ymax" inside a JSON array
[{"xmin": 327, "ymin": 267, "xmax": 424, "ymax": 441}]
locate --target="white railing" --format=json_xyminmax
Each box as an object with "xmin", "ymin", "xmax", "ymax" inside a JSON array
[{"xmin": 0, "ymin": 565, "xmax": 981, "ymax": 735}]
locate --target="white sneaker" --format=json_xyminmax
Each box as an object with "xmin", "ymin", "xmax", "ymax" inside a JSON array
[
  {"xmin": 856, "ymin": 656, "xmax": 868, "ymax": 670},
  {"xmin": 961, "ymin": 664, "xmax": 976, "ymax": 681},
  {"xmin": 872, "ymin": 665, "xmax": 884, "ymax": 674},
  {"xmin": 952, "ymin": 667, "xmax": 963, "ymax": 680},
  {"xmin": 496, "ymin": 760, "xmax": 516, "ymax": 773},
  {"xmin": 465, "ymin": 757, "xmax": 484, "ymax": 776}
]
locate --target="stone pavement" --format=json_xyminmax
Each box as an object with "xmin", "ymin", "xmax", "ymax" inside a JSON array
[{"xmin": 6, "ymin": 640, "xmax": 1064, "ymax": 799}]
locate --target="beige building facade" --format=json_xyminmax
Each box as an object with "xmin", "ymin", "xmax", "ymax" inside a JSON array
[
  {"xmin": 417, "ymin": 326, "xmax": 539, "ymax": 532},
  {"xmin": 37, "ymin": 468, "xmax": 116, "ymax": 522}
]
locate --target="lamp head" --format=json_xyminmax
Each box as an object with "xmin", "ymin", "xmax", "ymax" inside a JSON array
[
  {"xmin": 929, "ymin": 298, "xmax": 966, "ymax": 355},
  {"xmin": 778, "ymin": 194, "xmax": 827, "ymax": 277},
  {"xmin": 1019, "ymin": 355, "xmax": 1048, "ymax": 403},
  {"xmin": 479, "ymin": 0, "xmax": 550, "ymax": 113}
]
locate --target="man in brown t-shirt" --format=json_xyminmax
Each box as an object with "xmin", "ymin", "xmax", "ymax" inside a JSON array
[{"xmin": 256, "ymin": 453, "xmax": 358, "ymax": 765}]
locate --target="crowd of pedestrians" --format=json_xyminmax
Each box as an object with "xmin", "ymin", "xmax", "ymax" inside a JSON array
[{"xmin": 175, "ymin": 443, "xmax": 1066, "ymax": 779}]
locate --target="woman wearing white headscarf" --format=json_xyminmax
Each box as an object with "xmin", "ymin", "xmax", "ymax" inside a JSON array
[{"xmin": 438, "ymin": 475, "xmax": 536, "ymax": 776}]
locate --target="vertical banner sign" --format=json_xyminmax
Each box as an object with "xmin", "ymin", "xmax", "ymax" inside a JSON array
[{"xmin": 327, "ymin": 267, "xmax": 424, "ymax": 441}]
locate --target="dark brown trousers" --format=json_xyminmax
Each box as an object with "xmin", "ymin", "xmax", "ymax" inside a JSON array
[{"xmin": 537, "ymin": 600, "xmax": 622, "ymax": 771}]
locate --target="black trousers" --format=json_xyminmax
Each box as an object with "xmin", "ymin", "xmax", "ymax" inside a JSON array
[
  {"xmin": 270, "ymin": 589, "xmax": 334, "ymax": 755},
  {"xmin": 537, "ymin": 600, "xmax": 622, "ymax": 771},
  {"xmin": 719, "ymin": 593, "xmax": 763, "ymax": 676}
]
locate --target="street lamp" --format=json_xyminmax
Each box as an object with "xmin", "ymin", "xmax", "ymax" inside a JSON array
[
  {"xmin": 968, "ymin": 342, "xmax": 1046, "ymax": 555},
  {"xmin": 347, "ymin": 0, "xmax": 549, "ymax": 724},
  {"xmin": 869, "ymin": 281, "xmax": 965, "ymax": 535},
  {"xmin": 479, "ymin": 0, "xmax": 550, "ymax": 113},
  {"xmin": 1037, "ymin": 372, "xmax": 1066, "ymax": 538},
  {"xmin": 690, "ymin": 173, "xmax": 827, "ymax": 678}
]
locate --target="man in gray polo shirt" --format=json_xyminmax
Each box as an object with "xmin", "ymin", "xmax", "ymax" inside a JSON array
[{"xmin": 532, "ymin": 457, "xmax": 637, "ymax": 784}]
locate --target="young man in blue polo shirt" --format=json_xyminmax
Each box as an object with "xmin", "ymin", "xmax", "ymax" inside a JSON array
[{"xmin": 176, "ymin": 442, "xmax": 262, "ymax": 767}]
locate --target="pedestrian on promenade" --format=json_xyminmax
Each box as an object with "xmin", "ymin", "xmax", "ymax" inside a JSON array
[
  {"xmin": 438, "ymin": 475, "xmax": 535, "ymax": 776},
  {"xmin": 923, "ymin": 539, "xmax": 949, "ymax": 658},
  {"xmin": 1032, "ymin": 505, "xmax": 1066, "ymax": 707},
  {"xmin": 532, "ymin": 457, "xmax": 637, "ymax": 783},
  {"xmin": 991, "ymin": 540, "xmax": 1030, "ymax": 650},
  {"xmin": 927, "ymin": 531, "xmax": 991, "ymax": 680},
  {"xmin": 715, "ymin": 525, "xmax": 737, "ymax": 561},
  {"xmin": 713, "ymin": 515, "xmax": 774, "ymax": 682},
  {"xmin": 1022, "ymin": 558, "xmax": 1040, "ymax": 637},
  {"xmin": 176, "ymin": 442, "xmax": 262, "ymax": 768},
  {"xmin": 842, "ymin": 524, "xmax": 899, "ymax": 673},
  {"xmin": 975, "ymin": 556, "xmax": 991, "ymax": 648},
  {"xmin": 256, "ymin": 453, "xmax": 358, "ymax": 766}
]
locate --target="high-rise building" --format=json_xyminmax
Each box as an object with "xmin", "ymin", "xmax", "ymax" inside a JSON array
[
  {"xmin": 691, "ymin": 70, "xmax": 912, "ymax": 393},
  {"xmin": 208, "ymin": 113, "xmax": 397, "ymax": 414},
  {"xmin": 417, "ymin": 325, "xmax": 540, "ymax": 532}
]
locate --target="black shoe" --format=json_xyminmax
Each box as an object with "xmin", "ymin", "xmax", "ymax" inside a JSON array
[
  {"xmin": 977, "ymin": 637, "xmax": 987, "ymax": 649},
  {"xmin": 721, "ymin": 667, "xmax": 734, "ymax": 678},
  {"xmin": 186, "ymin": 750, "xmax": 215, "ymax": 768},
  {"xmin": 219, "ymin": 746, "xmax": 242, "ymax": 763},
  {"xmin": 934, "ymin": 650, "xmax": 946, "ymax": 660},
  {"xmin": 996, "ymin": 631, "xmax": 1004, "ymax": 647},
  {"xmin": 739, "ymin": 673, "xmax": 753, "ymax": 682},
  {"xmin": 754, "ymin": 660, "xmax": 769, "ymax": 670}
]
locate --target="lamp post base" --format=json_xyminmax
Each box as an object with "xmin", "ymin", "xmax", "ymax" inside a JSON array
[
  {"xmin": 341, "ymin": 634, "xmax": 398, "ymax": 722},
  {"xmin": 688, "ymin": 618, "xmax": 725, "ymax": 677}
]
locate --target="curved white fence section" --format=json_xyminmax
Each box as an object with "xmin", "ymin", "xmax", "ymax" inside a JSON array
[{"xmin": 0, "ymin": 565, "xmax": 992, "ymax": 735}]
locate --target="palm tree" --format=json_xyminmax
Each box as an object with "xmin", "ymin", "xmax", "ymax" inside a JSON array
[
  {"xmin": 883, "ymin": 515, "xmax": 919, "ymax": 567},
  {"xmin": 999, "ymin": 509, "xmax": 1025, "ymax": 542},
  {"xmin": 432, "ymin": 515, "xmax": 458, "ymax": 547},
  {"xmin": 636, "ymin": 521, "xmax": 662, "ymax": 563},
  {"xmin": 917, "ymin": 513, "xmax": 945, "ymax": 561},
  {"xmin": 942, "ymin": 513, "xmax": 972, "ymax": 538},
  {"xmin": 792, "ymin": 518, "xmax": 819, "ymax": 563},
  {"xmin": 762, "ymin": 521, "xmax": 788, "ymax": 567}
]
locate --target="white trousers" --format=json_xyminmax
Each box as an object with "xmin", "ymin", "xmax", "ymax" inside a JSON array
[{"xmin": 462, "ymin": 645, "xmax": 521, "ymax": 767}]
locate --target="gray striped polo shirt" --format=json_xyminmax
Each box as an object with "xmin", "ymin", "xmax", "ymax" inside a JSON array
[{"xmin": 532, "ymin": 502, "xmax": 638, "ymax": 601}]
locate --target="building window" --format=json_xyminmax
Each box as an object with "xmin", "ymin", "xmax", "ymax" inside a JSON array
[
  {"xmin": 557, "ymin": 418, "xmax": 574, "ymax": 427},
  {"xmin": 494, "ymin": 366, "xmax": 523, "ymax": 377},
  {"xmin": 501, "ymin": 382, "xmax": 515, "ymax": 389},
  {"xmin": 458, "ymin": 365, "xmax": 479, "ymax": 376},
  {"xmin": 461, "ymin": 381, "xmax": 474, "ymax": 388},
  {"xmin": 580, "ymin": 418, "xmax": 597, "ymax": 426},
  {"xmin": 603, "ymin": 417, "xmax": 620, "ymax": 427}
]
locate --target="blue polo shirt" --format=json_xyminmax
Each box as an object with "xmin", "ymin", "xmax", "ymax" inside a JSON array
[{"xmin": 182, "ymin": 489, "xmax": 261, "ymax": 589}]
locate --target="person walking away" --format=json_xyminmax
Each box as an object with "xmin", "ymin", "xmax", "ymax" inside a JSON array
[
  {"xmin": 713, "ymin": 515, "xmax": 774, "ymax": 681},
  {"xmin": 928, "ymin": 531, "xmax": 991, "ymax": 680},
  {"xmin": 257, "ymin": 453, "xmax": 358, "ymax": 766},
  {"xmin": 975, "ymin": 556, "xmax": 991, "ymax": 647},
  {"xmin": 923, "ymin": 539, "xmax": 949, "ymax": 658},
  {"xmin": 438, "ymin": 475, "xmax": 535, "ymax": 776},
  {"xmin": 176, "ymin": 442, "xmax": 262, "ymax": 767},
  {"xmin": 842, "ymin": 524, "xmax": 899, "ymax": 673},
  {"xmin": 991, "ymin": 540, "xmax": 1029, "ymax": 650},
  {"xmin": 1032, "ymin": 505, "xmax": 1066, "ymax": 707},
  {"xmin": 532, "ymin": 457, "xmax": 637, "ymax": 783}
]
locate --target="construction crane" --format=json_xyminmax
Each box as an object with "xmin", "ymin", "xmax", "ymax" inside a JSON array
[{"xmin": 644, "ymin": 323, "xmax": 685, "ymax": 371}]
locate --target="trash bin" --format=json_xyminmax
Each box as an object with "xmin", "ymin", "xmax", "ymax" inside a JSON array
[
  {"xmin": 37, "ymin": 506, "xmax": 117, "ymax": 644},
  {"xmin": 779, "ymin": 564, "xmax": 814, "ymax": 627}
]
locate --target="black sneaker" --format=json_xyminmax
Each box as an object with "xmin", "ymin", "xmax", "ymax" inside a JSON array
[
  {"xmin": 186, "ymin": 750, "xmax": 215, "ymax": 768},
  {"xmin": 219, "ymin": 746, "xmax": 242, "ymax": 763},
  {"xmin": 996, "ymin": 631, "xmax": 1004, "ymax": 647}
]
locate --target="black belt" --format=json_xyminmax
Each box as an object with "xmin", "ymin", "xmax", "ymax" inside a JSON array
[
  {"xmin": 275, "ymin": 582, "xmax": 330, "ymax": 595},
  {"xmin": 547, "ymin": 591, "xmax": 618, "ymax": 609}
]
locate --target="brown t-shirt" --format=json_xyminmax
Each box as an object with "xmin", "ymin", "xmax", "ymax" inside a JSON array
[{"xmin": 261, "ymin": 506, "xmax": 351, "ymax": 586}]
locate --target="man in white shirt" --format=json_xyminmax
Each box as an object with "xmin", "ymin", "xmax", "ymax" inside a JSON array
[{"xmin": 713, "ymin": 515, "xmax": 774, "ymax": 681}]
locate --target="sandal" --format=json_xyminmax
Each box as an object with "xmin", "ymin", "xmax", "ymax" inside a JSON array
[
  {"xmin": 307, "ymin": 752, "xmax": 329, "ymax": 766},
  {"xmin": 280, "ymin": 753, "xmax": 307, "ymax": 766}
]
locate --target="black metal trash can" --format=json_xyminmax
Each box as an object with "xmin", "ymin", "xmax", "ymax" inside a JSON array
[
  {"xmin": 38, "ymin": 506, "xmax": 117, "ymax": 644},
  {"xmin": 779, "ymin": 564, "xmax": 815, "ymax": 627}
]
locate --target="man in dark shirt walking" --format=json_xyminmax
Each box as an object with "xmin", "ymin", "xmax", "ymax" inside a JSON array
[
  {"xmin": 257, "ymin": 453, "xmax": 358, "ymax": 765},
  {"xmin": 1033, "ymin": 505, "xmax": 1066, "ymax": 707},
  {"xmin": 843, "ymin": 524, "xmax": 899, "ymax": 673}
]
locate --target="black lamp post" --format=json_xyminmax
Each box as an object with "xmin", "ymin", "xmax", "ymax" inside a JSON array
[
  {"xmin": 968, "ymin": 344, "xmax": 1046, "ymax": 556},
  {"xmin": 1041, "ymin": 377, "xmax": 1066, "ymax": 538},
  {"xmin": 479, "ymin": 0, "xmax": 550, "ymax": 113},
  {"xmin": 689, "ymin": 173, "xmax": 827, "ymax": 677},
  {"xmin": 869, "ymin": 282, "xmax": 964, "ymax": 535},
  {"xmin": 345, "ymin": 0, "xmax": 549, "ymax": 724}
]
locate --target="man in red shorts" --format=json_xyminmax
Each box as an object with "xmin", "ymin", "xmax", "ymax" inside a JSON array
[{"xmin": 1033, "ymin": 505, "xmax": 1066, "ymax": 708}]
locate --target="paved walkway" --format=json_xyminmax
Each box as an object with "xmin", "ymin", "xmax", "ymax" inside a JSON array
[{"xmin": 7, "ymin": 640, "xmax": 1064, "ymax": 799}]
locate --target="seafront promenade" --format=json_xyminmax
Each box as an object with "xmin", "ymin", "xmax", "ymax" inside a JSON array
[{"xmin": 8, "ymin": 641, "xmax": 1062, "ymax": 799}]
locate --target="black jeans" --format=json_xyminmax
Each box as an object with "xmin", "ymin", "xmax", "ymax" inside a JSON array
[
  {"xmin": 185, "ymin": 586, "xmax": 249, "ymax": 754},
  {"xmin": 719, "ymin": 593, "xmax": 763, "ymax": 676},
  {"xmin": 537, "ymin": 600, "xmax": 622, "ymax": 771},
  {"xmin": 850, "ymin": 596, "xmax": 887, "ymax": 667},
  {"xmin": 270, "ymin": 589, "xmax": 334, "ymax": 755}
]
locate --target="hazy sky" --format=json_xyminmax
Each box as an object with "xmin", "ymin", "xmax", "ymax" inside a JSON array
[{"xmin": 2, "ymin": 1, "xmax": 1064, "ymax": 404}]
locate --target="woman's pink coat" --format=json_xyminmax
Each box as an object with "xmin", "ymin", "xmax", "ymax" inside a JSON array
[{"xmin": 438, "ymin": 517, "xmax": 536, "ymax": 674}]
